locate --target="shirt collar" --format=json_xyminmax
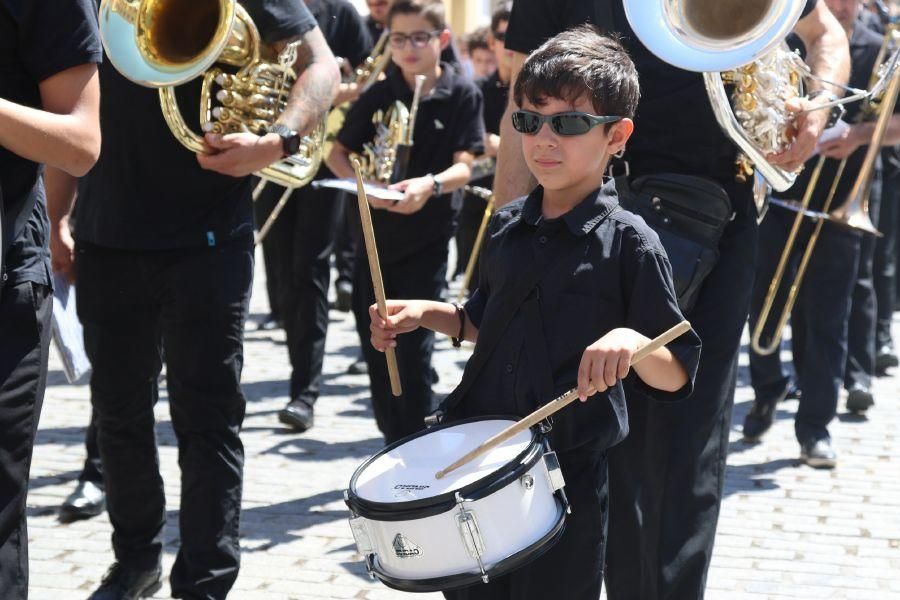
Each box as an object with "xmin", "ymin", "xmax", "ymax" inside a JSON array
[
  {"xmin": 388, "ymin": 62, "xmax": 456, "ymax": 102},
  {"xmin": 521, "ymin": 179, "xmax": 620, "ymax": 236}
]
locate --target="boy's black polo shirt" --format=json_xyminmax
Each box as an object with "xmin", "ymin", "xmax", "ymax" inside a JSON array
[
  {"xmin": 0, "ymin": 0, "xmax": 101, "ymax": 286},
  {"xmin": 337, "ymin": 62, "xmax": 484, "ymax": 263},
  {"xmin": 478, "ymin": 71, "xmax": 509, "ymax": 136},
  {"xmin": 505, "ymin": 0, "xmax": 817, "ymax": 190},
  {"xmin": 308, "ymin": 0, "xmax": 372, "ymax": 70},
  {"xmin": 455, "ymin": 181, "xmax": 702, "ymax": 452},
  {"xmin": 74, "ymin": 0, "xmax": 317, "ymax": 251},
  {"xmin": 774, "ymin": 21, "xmax": 896, "ymax": 212}
]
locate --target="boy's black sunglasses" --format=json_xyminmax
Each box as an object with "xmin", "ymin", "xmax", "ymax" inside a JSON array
[{"xmin": 511, "ymin": 110, "xmax": 623, "ymax": 136}]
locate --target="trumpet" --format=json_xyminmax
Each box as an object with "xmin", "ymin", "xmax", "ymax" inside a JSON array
[
  {"xmin": 750, "ymin": 27, "xmax": 900, "ymax": 356},
  {"xmin": 99, "ymin": 0, "xmax": 328, "ymax": 244}
]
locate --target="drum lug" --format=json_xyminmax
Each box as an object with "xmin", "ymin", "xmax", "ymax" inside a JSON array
[
  {"xmin": 364, "ymin": 554, "xmax": 377, "ymax": 580},
  {"xmin": 454, "ymin": 492, "xmax": 489, "ymax": 583},
  {"xmin": 543, "ymin": 451, "xmax": 571, "ymax": 515},
  {"xmin": 423, "ymin": 409, "xmax": 444, "ymax": 428},
  {"xmin": 348, "ymin": 515, "xmax": 375, "ymax": 556}
]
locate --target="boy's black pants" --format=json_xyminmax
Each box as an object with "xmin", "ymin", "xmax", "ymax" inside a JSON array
[
  {"xmin": 605, "ymin": 183, "xmax": 758, "ymax": 600},
  {"xmin": 443, "ymin": 445, "xmax": 608, "ymax": 600},
  {"xmin": 75, "ymin": 238, "xmax": 252, "ymax": 600},
  {"xmin": 352, "ymin": 241, "xmax": 447, "ymax": 445},
  {"xmin": 0, "ymin": 281, "xmax": 52, "ymax": 600}
]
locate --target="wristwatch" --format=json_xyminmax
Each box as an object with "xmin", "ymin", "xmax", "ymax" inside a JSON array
[
  {"xmin": 808, "ymin": 90, "xmax": 846, "ymax": 128},
  {"xmin": 267, "ymin": 123, "xmax": 302, "ymax": 157},
  {"xmin": 430, "ymin": 174, "xmax": 444, "ymax": 197}
]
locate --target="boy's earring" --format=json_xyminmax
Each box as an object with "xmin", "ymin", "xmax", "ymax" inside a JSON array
[{"xmin": 613, "ymin": 147, "xmax": 626, "ymax": 159}]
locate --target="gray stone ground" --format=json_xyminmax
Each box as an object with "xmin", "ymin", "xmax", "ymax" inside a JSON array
[{"xmin": 26, "ymin": 250, "xmax": 900, "ymax": 599}]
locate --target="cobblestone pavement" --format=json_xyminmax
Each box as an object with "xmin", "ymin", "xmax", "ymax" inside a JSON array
[{"xmin": 27, "ymin": 254, "xmax": 900, "ymax": 599}]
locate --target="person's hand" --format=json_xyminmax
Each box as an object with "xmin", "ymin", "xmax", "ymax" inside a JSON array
[
  {"xmin": 50, "ymin": 215, "xmax": 76, "ymax": 283},
  {"xmin": 196, "ymin": 132, "xmax": 283, "ymax": 177},
  {"xmin": 369, "ymin": 300, "xmax": 426, "ymax": 351},
  {"xmin": 819, "ymin": 123, "xmax": 865, "ymax": 159},
  {"xmin": 387, "ymin": 175, "xmax": 433, "ymax": 214},
  {"xmin": 484, "ymin": 133, "xmax": 501, "ymax": 157},
  {"xmin": 767, "ymin": 96, "xmax": 832, "ymax": 172},
  {"xmin": 576, "ymin": 328, "xmax": 646, "ymax": 400}
]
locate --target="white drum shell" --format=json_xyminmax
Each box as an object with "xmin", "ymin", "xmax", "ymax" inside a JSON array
[{"xmin": 354, "ymin": 453, "xmax": 562, "ymax": 580}]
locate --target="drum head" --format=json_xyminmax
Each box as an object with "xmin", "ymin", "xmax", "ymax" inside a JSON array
[{"xmin": 353, "ymin": 419, "xmax": 532, "ymax": 504}]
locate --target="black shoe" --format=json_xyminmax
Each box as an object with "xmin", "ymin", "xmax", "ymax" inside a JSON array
[
  {"xmin": 347, "ymin": 358, "xmax": 368, "ymax": 375},
  {"xmin": 875, "ymin": 344, "xmax": 899, "ymax": 374},
  {"xmin": 88, "ymin": 563, "xmax": 162, "ymax": 600},
  {"xmin": 742, "ymin": 392, "xmax": 785, "ymax": 442},
  {"xmin": 846, "ymin": 386, "xmax": 875, "ymax": 414},
  {"xmin": 335, "ymin": 280, "xmax": 353, "ymax": 313},
  {"xmin": 257, "ymin": 313, "xmax": 281, "ymax": 331},
  {"xmin": 800, "ymin": 438, "xmax": 837, "ymax": 469},
  {"xmin": 785, "ymin": 382, "xmax": 802, "ymax": 402},
  {"xmin": 279, "ymin": 399, "xmax": 314, "ymax": 432},
  {"xmin": 59, "ymin": 480, "xmax": 106, "ymax": 523}
]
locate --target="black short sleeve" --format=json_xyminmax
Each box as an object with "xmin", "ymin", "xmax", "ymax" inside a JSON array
[
  {"xmin": 17, "ymin": 0, "xmax": 102, "ymax": 82},
  {"xmin": 336, "ymin": 83, "xmax": 382, "ymax": 153},
  {"xmin": 801, "ymin": 0, "xmax": 818, "ymax": 18},
  {"xmin": 505, "ymin": 0, "xmax": 594, "ymax": 56},
  {"xmin": 623, "ymin": 245, "xmax": 701, "ymax": 402},
  {"xmin": 244, "ymin": 0, "xmax": 318, "ymax": 45},
  {"xmin": 449, "ymin": 85, "xmax": 486, "ymax": 156}
]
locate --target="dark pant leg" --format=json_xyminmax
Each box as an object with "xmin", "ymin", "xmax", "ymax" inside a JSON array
[
  {"xmin": 335, "ymin": 193, "xmax": 358, "ymax": 287},
  {"xmin": 844, "ymin": 175, "xmax": 880, "ymax": 391},
  {"xmin": 747, "ymin": 209, "xmax": 799, "ymax": 400},
  {"xmin": 444, "ymin": 447, "xmax": 608, "ymax": 600},
  {"xmin": 795, "ymin": 228, "xmax": 860, "ymax": 444},
  {"xmin": 352, "ymin": 243, "xmax": 447, "ymax": 445},
  {"xmin": 0, "ymin": 282, "xmax": 52, "ymax": 600},
  {"xmin": 158, "ymin": 238, "xmax": 253, "ymax": 599},
  {"xmin": 79, "ymin": 409, "xmax": 103, "ymax": 485},
  {"xmin": 606, "ymin": 193, "xmax": 759, "ymax": 600},
  {"xmin": 455, "ymin": 192, "xmax": 487, "ymax": 280},
  {"xmin": 76, "ymin": 244, "xmax": 165, "ymax": 570},
  {"xmin": 281, "ymin": 185, "xmax": 342, "ymax": 404},
  {"xmin": 254, "ymin": 180, "xmax": 290, "ymax": 320},
  {"xmin": 874, "ymin": 172, "xmax": 897, "ymax": 349}
]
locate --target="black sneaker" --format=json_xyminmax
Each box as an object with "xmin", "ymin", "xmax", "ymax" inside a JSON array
[
  {"xmin": 335, "ymin": 280, "xmax": 353, "ymax": 313},
  {"xmin": 846, "ymin": 386, "xmax": 875, "ymax": 414},
  {"xmin": 875, "ymin": 344, "xmax": 899, "ymax": 374},
  {"xmin": 278, "ymin": 399, "xmax": 314, "ymax": 432},
  {"xmin": 742, "ymin": 397, "xmax": 779, "ymax": 442},
  {"xmin": 347, "ymin": 358, "xmax": 368, "ymax": 375},
  {"xmin": 59, "ymin": 480, "xmax": 106, "ymax": 523},
  {"xmin": 800, "ymin": 438, "xmax": 837, "ymax": 469},
  {"xmin": 88, "ymin": 563, "xmax": 162, "ymax": 600}
]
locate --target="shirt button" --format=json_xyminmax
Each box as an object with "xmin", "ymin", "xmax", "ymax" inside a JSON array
[
  {"xmin": 505, "ymin": 363, "xmax": 514, "ymax": 374},
  {"xmin": 538, "ymin": 235, "xmax": 548, "ymax": 244}
]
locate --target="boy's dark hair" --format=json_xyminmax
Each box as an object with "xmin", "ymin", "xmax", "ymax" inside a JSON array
[
  {"xmin": 388, "ymin": 0, "xmax": 447, "ymax": 32},
  {"xmin": 490, "ymin": 2, "xmax": 512, "ymax": 35},
  {"xmin": 466, "ymin": 27, "xmax": 490, "ymax": 54},
  {"xmin": 513, "ymin": 25, "xmax": 640, "ymax": 121}
]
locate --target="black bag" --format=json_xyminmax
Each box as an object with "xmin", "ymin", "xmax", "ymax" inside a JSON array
[{"xmin": 616, "ymin": 174, "xmax": 734, "ymax": 314}]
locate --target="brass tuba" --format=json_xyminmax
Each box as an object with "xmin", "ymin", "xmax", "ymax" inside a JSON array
[{"xmin": 98, "ymin": 0, "xmax": 326, "ymax": 189}]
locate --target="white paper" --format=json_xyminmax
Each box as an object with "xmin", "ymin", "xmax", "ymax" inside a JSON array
[
  {"xmin": 51, "ymin": 274, "xmax": 91, "ymax": 384},
  {"xmin": 312, "ymin": 178, "xmax": 406, "ymax": 201},
  {"xmin": 814, "ymin": 119, "xmax": 850, "ymax": 155}
]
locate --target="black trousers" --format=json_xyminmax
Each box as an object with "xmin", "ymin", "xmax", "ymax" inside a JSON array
[
  {"xmin": 79, "ymin": 410, "xmax": 102, "ymax": 484},
  {"xmin": 747, "ymin": 208, "xmax": 860, "ymax": 444},
  {"xmin": 454, "ymin": 190, "xmax": 488, "ymax": 283},
  {"xmin": 256, "ymin": 182, "xmax": 342, "ymax": 403},
  {"xmin": 844, "ymin": 173, "xmax": 881, "ymax": 390},
  {"xmin": 352, "ymin": 241, "xmax": 447, "ymax": 445},
  {"xmin": 0, "ymin": 281, "xmax": 52, "ymax": 600},
  {"xmin": 605, "ymin": 186, "xmax": 758, "ymax": 600},
  {"xmin": 75, "ymin": 238, "xmax": 253, "ymax": 599},
  {"xmin": 443, "ymin": 446, "xmax": 608, "ymax": 600},
  {"xmin": 874, "ymin": 171, "xmax": 898, "ymax": 349},
  {"xmin": 334, "ymin": 192, "xmax": 358, "ymax": 287}
]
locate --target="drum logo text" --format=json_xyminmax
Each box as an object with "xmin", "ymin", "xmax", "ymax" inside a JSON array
[
  {"xmin": 393, "ymin": 484, "xmax": 430, "ymax": 490},
  {"xmin": 392, "ymin": 533, "xmax": 423, "ymax": 558}
]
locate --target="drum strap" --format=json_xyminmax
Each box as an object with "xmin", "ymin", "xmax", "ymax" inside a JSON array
[{"xmin": 438, "ymin": 206, "xmax": 619, "ymax": 417}]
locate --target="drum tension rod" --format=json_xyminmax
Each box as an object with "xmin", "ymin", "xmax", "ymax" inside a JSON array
[{"xmin": 454, "ymin": 492, "xmax": 489, "ymax": 583}]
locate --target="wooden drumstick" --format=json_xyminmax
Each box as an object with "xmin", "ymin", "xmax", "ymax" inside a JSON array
[
  {"xmin": 352, "ymin": 158, "xmax": 402, "ymax": 397},
  {"xmin": 434, "ymin": 320, "xmax": 691, "ymax": 479}
]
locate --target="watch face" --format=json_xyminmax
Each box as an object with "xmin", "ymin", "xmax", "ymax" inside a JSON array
[{"xmin": 285, "ymin": 134, "xmax": 302, "ymax": 156}]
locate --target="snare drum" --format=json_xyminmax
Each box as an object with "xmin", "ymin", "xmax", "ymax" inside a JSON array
[{"xmin": 345, "ymin": 416, "xmax": 568, "ymax": 592}]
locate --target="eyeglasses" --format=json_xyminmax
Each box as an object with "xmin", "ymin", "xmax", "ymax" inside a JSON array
[
  {"xmin": 492, "ymin": 29, "xmax": 506, "ymax": 42},
  {"xmin": 388, "ymin": 30, "xmax": 441, "ymax": 49},
  {"xmin": 511, "ymin": 110, "xmax": 623, "ymax": 136}
]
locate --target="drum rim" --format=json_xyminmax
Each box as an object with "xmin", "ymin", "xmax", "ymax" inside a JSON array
[
  {"xmin": 366, "ymin": 498, "xmax": 567, "ymax": 592},
  {"xmin": 346, "ymin": 415, "xmax": 543, "ymax": 521}
]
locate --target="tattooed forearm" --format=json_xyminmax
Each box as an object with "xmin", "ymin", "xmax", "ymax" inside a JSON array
[{"xmin": 276, "ymin": 27, "xmax": 340, "ymax": 135}]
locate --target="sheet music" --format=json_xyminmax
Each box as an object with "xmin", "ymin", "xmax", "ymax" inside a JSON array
[
  {"xmin": 51, "ymin": 274, "xmax": 91, "ymax": 384},
  {"xmin": 312, "ymin": 178, "xmax": 406, "ymax": 201}
]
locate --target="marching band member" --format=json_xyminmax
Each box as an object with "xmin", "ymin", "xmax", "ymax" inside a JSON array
[
  {"xmin": 496, "ymin": 0, "xmax": 850, "ymax": 597},
  {"xmin": 0, "ymin": 2, "xmax": 101, "ymax": 596},
  {"xmin": 48, "ymin": 1, "xmax": 338, "ymax": 597},
  {"xmin": 368, "ymin": 28, "xmax": 700, "ymax": 598},
  {"xmin": 327, "ymin": 0, "xmax": 484, "ymax": 445}
]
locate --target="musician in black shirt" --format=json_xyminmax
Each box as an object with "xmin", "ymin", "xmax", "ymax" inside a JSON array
[{"xmin": 0, "ymin": 0, "xmax": 101, "ymax": 596}]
